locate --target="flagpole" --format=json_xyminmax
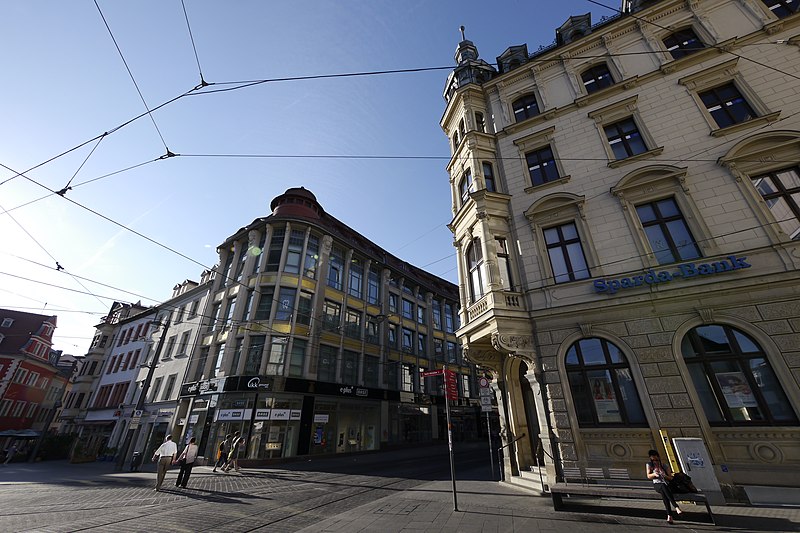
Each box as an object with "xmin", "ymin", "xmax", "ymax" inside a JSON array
[{"xmin": 444, "ymin": 364, "xmax": 458, "ymax": 512}]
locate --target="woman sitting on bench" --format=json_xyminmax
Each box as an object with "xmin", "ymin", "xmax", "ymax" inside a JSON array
[{"xmin": 646, "ymin": 449, "xmax": 683, "ymax": 524}]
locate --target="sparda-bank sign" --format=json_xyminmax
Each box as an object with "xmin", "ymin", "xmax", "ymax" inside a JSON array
[{"xmin": 593, "ymin": 255, "xmax": 751, "ymax": 295}]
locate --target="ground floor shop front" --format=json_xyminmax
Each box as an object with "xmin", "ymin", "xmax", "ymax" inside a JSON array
[{"xmin": 177, "ymin": 375, "xmax": 482, "ymax": 463}]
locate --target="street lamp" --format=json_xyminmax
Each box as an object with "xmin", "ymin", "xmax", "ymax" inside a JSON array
[{"xmin": 114, "ymin": 317, "xmax": 171, "ymax": 471}]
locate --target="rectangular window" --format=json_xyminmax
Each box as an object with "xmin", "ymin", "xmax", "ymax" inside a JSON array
[
  {"xmin": 365, "ymin": 318, "xmax": 379, "ymax": 344},
  {"xmin": 462, "ymin": 374, "xmax": 472, "ymax": 398},
  {"xmin": 418, "ymin": 333, "xmax": 427, "ymax": 356},
  {"xmin": 188, "ymin": 300, "xmax": 199, "ymax": 318},
  {"xmin": 388, "ymin": 294, "xmax": 398, "ymax": 314},
  {"xmin": 251, "ymin": 233, "xmax": 266, "ymax": 275},
  {"xmin": 543, "ymin": 222, "xmax": 591, "ymax": 283},
  {"xmin": 25, "ymin": 372, "xmax": 39, "ymax": 387},
  {"xmin": 482, "ymin": 162, "xmax": 496, "ymax": 192},
  {"xmin": 193, "ymin": 347, "xmax": 209, "ymax": 381},
  {"xmin": 364, "ymin": 355, "xmax": 379, "ymax": 388},
  {"xmin": 230, "ymin": 337, "xmax": 243, "ymax": 374},
  {"xmin": 512, "ymin": 94, "xmax": 539, "ymax": 122},
  {"xmin": 284, "ymin": 229, "xmax": 305, "ymax": 274},
  {"xmin": 418, "ymin": 367, "xmax": 426, "ymax": 394},
  {"xmin": 220, "ymin": 298, "xmax": 236, "ymax": 329},
  {"xmin": 663, "ymin": 28, "xmax": 704, "ymax": 60},
  {"xmin": 460, "ymin": 168, "xmax": 473, "ymax": 205},
  {"xmin": 177, "ymin": 331, "xmax": 191, "ymax": 356},
  {"xmin": 161, "ymin": 374, "xmax": 177, "ymax": 401},
  {"xmin": 444, "ymin": 304, "xmax": 455, "ymax": 333},
  {"xmin": 209, "ymin": 303, "xmax": 221, "ymax": 332},
  {"xmin": 605, "ymin": 118, "xmax": 647, "ymax": 160},
  {"xmin": 402, "ymin": 328, "xmax": 414, "ymax": 352},
  {"xmin": 434, "ymin": 339, "xmax": 444, "ymax": 361},
  {"xmin": 289, "ymin": 339, "xmax": 307, "ymax": 377},
  {"xmin": 322, "ymin": 300, "xmax": 341, "ymax": 332},
  {"xmin": 212, "ymin": 343, "xmax": 226, "ymax": 378},
  {"xmin": 174, "ymin": 306, "xmax": 185, "ymax": 324},
  {"xmin": 348, "ymin": 258, "xmax": 364, "ymax": 299},
  {"xmin": 265, "ymin": 228, "xmax": 285, "ymax": 272},
  {"xmin": 327, "ymin": 246, "xmax": 344, "ymax": 290},
  {"xmin": 495, "ymin": 238, "xmax": 514, "ymax": 290},
  {"xmin": 254, "ymin": 288, "xmax": 274, "ymax": 321},
  {"xmin": 318, "ymin": 345, "xmax": 338, "ymax": 382},
  {"xmin": 106, "ymin": 357, "xmax": 116, "ymax": 375},
  {"xmin": 699, "ymin": 83, "xmax": 756, "ymax": 129},
  {"xmin": 446, "ymin": 341, "xmax": 459, "ymax": 364},
  {"xmin": 751, "ymin": 167, "xmax": 800, "ymax": 240},
  {"xmin": 761, "ymin": 0, "xmax": 800, "ymax": 18},
  {"xmin": 432, "ymin": 300, "xmax": 442, "ymax": 330},
  {"xmin": 304, "ymin": 234, "xmax": 319, "ymax": 279},
  {"xmin": 245, "ymin": 336, "xmax": 265, "ymax": 375},
  {"xmin": 367, "ymin": 268, "xmax": 380, "ymax": 305},
  {"xmin": 148, "ymin": 377, "xmax": 163, "ymax": 403},
  {"xmin": 581, "ymin": 63, "xmax": 614, "ymax": 94},
  {"xmin": 417, "ymin": 305, "xmax": 426, "ymax": 325},
  {"xmin": 388, "ymin": 324, "xmax": 398, "ymax": 348},
  {"xmin": 266, "ymin": 337, "xmax": 287, "ymax": 376},
  {"xmin": 2, "ymin": 398, "xmax": 15, "ymax": 416},
  {"xmin": 296, "ymin": 291, "xmax": 313, "ymax": 326},
  {"xmin": 12, "ymin": 401, "xmax": 26, "ymax": 417},
  {"xmin": 401, "ymin": 364, "xmax": 413, "ymax": 392},
  {"xmin": 241, "ymin": 290, "xmax": 254, "ymax": 322},
  {"xmin": 275, "ymin": 287, "xmax": 296, "ymax": 322},
  {"xmin": 401, "ymin": 299, "xmax": 414, "ymax": 320},
  {"xmin": 163, "ymin": 335, "xmax": 177, "ymax": 359},
  {"xmin": 344, "ymin": 309, "xmax": 362, "ymax": 339},
  {"xmin": 636, "ymin": 198, "xmax": 702, "ymax": 264},
  {"xmin": 342, "ymin": 350, "xmax": 358, "ymax": 384},
  {"xmin": 526, "ymin": 146, "xmax": 561, "ymax": 186}
]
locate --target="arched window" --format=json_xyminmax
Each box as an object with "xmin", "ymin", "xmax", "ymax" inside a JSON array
[
  {"xmin": 566, "ymin": 338, "xmax": 646, "ymax": 427},
  {"xmin": 466, "ymin": 238, "xmax": 486, "ymax": 302},
  {"xmin": 581, "ymin": 63, "xmax": 614, "ymax": 94},
  {"xmin": 681, "ymin": 324, "xmax": 797, "ymax": 426}
]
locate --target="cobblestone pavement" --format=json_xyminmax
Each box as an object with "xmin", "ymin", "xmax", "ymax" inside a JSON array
[{"xmin": 1, "ymin": 452, "xmax": 798, "ymax": 533}]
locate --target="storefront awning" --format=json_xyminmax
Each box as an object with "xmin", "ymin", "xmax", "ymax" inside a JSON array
[{"xmin": 0, "ymin": 429, "xmax": 40, "ymax": 438}]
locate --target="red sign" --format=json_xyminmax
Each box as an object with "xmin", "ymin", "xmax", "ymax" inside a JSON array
[
  {"xmin": 444, "ymin": 370, "xmax": 458, "ymax": 401},
  {"xmin": 421, "ymin": 369, "xmax": 443, "ymax": 377}
]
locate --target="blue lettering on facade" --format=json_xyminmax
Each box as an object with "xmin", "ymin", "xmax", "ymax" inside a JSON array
[{"xmin": 593, "ymin": 256, "xmax": 751, "ymax": 294}]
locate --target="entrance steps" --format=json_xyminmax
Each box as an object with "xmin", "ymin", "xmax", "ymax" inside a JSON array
[{"xmin": 503, "ymin": 466, "xmax": 549, "ymax": 495}]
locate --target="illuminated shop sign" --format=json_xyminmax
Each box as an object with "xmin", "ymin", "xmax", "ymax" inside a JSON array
[{"xmin": 593, "ymin": 255, "xmax": 751, "ymax": 295}]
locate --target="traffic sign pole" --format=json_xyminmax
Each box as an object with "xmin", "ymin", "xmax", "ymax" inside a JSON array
[{"xmin": 444, "ymin": 364, "xmax": 458, "ymax": 512}]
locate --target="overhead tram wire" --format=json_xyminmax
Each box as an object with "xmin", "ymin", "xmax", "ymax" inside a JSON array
[
  {"xmin": 57, "ymin": 135, "xmax": 106, "ymax": 196},
  {"xmin": 94, "ymin": 0, "xmax": 170, "ymax": 153},
  {"xmin": 180, "ymin": 0, "xmax": 208, "ymax": 87},
  {"xmin": 0, "ymin": 156, "xmax": 162, "ymax": 215},
  {"xmin": 584, "ymin": 0, "xmax": 800, "ymax": 82},
  {"xmin": 1, "ymin": 40, "xmax": 794, "ymax": 191},
  {"xmin": 0, "ymin": 199, "xmax": 108, "ymax": 310}
]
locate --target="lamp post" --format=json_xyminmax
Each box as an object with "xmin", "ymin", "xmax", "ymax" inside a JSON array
[{"xmin": 114, "ymin": 317, "xmax": 170, "ymax": 471}]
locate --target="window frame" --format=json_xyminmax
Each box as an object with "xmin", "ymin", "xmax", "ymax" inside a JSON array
[
  {"xmin": 465, "ymin": 237, "xmax": 487, "ymax": 303},
  {"xmin": 588, "ymin": 95, "xmax": 662, "ymax": 168},
  {"xmin": 681, "ymin": 324, "xmax": 798, "ymax": 426},
  {"xmin": 611, "ymin": 165, "xmax": 717, "ymax": 268},
  {"xmin": 543, "ymin": 221, "xmax": 592, "ymax": 283},
  {"xmin": 514, "ymin": 126, "xmax": 570, "ymax": 191},
  {"xmin": 511, "ymin": 93, "xmax": 541, "ymax": 123},
  {"xmin": 635, "ymin": 197, "xmax": 703, "ymax": 266},
  {"xmin": 580, "ymin": 63, "xmax": 615, "ymax": 94},
  {"xmin": 663, "ymin": 27, "xmax": 705, "ymax": 60},
  {"xmin": 760, "ymin": 0, "xmax": 800, "ymax": 18},
  {"xmin": 565, "ymin": 337, "xmax": 648, "ymax": 428},
  {"xmin": 678, "ymin": 59, "xmax": 779, "ymax": 137}
]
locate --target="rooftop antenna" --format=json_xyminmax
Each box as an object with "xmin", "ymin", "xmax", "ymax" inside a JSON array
[{"xmin": 460, "ymin": 25, "xmax": 466, "ymax": 41}]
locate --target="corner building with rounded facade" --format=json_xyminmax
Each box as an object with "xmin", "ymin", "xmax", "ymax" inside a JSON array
[
  {"xmin": 180, "ymin": 187, "xmax": 474, "ymax": 462},
  {"xmin": 441, "ymin": 0, "xmax": 800, "ymax": 503}
]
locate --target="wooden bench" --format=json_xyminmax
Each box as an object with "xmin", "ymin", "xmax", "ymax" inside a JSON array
[{"xmin": 549, "ymin": 466, "xmax": 715, "ymax": 525}]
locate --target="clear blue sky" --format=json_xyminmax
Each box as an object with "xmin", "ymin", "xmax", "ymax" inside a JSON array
[{"xmin": 0, "ymin": 0, "xmax": 615, "ymax": 354}]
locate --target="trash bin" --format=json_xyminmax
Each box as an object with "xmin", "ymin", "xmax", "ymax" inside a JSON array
[{"xmin": 130, "ymin": 451, "xmax": 143, "ymax": 472}]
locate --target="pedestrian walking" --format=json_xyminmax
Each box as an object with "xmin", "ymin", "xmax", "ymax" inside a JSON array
[
  {"xmin": 3, "ymin": 443, "xmax": 17, "ymax": 465},
  {"xmin": 223, "ymin": 431, "xmax": 243, "ymax": 472},
  {"xmin": 152, "ymin": 435, "xmax": 177, "ymax": 491},
  {"xmin": 212, "ymin": 434, "xmax": 232, "ymax": 473},
  {"xmin": 646, "ymin": 449, "xmax": 683, "ymax": 524},
  {"xmin": 175, "ymin": 437, "xmax": 199, "ymax": 489}
]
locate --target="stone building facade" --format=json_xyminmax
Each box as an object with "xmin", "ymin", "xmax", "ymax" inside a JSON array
[
  {"xmin": 178, "ymin": 187, "xmax": 474, "ymax": 462},
  {"xmin": 441, "ymin": 0, "xmax": 800, "ymax": 502}
]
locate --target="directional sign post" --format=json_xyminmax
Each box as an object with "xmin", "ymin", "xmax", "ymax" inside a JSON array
[{"xmin": 422, "ymin": 367, "xmax": 458, "ymax": 511}]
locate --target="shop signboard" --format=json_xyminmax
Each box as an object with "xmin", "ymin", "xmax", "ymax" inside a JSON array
[{"xmin": 180, "ymin": 378, "xmax": 224, "ymax": 397}]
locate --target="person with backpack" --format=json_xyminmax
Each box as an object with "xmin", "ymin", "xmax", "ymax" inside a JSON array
[{"xmin": 212, "ymin": 434, "xmax": 232, "ymax": 473}]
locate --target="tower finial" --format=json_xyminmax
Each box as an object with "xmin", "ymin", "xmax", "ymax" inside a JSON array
[{"xmin": 460, "ymin": 25, "xmax": 466, "ymax": 41}]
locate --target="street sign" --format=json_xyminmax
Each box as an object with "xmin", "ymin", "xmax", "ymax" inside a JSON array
[
  {"xmin": 479, "ymin": 377, "xmax": 490, "ymax": 388},
  {"xmin": 421, "ymin": 369, "xmax": 443, "ymax": 377}
]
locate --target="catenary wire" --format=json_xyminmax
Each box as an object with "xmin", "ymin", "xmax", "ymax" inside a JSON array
[
  {"xmin": 93, "ymin": 0, "xmax": 170, "ymax": 152},
  {"xmin": 180, "ymin": 0, "xmax": 206, "ymax": 85}
]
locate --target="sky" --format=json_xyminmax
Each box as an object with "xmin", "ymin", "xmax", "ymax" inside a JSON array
[{"xmin": 0, "ymin": 0, "xmax": 616, "ymax": 355}]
